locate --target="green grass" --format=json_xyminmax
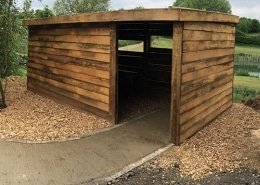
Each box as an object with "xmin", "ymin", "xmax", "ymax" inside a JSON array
[
  {"xmin": 235, "ymin": 44, "xmax": 260, "ymax": 55},
  {"xmin": 233, "ymin": 76, "xmax": 260, "ymax": 102},
  {"xmin": 14, "ymin": 67, "xmax": 27, "ymax": 76},
  {"xmin": 234, "ymin": 76, "xmax": 260, "ymax": 91},
  {"xmin": 151, "ymin": 37, "xmax": 172, "ymax": 49}
]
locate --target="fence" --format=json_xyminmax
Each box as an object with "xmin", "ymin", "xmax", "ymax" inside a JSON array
[{"xmin": 234, "ymin": 54, "xmax": 260, "ymax": 67}]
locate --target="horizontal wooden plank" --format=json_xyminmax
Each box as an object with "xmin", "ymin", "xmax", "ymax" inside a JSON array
[
  {"xmin": 182, "ymin": 55, "xmax": 233, "ymax": 74},
  {"xmin": 181, "ymin": 74, "xmax": 233, "ymax": 105},
  {"xmin": 27, "ymin": 77, "xmax": 110, "ymax": 113},
  {"xmin": 28, "ymin": 63, "xmax": 109, "ymax": 88},
  {"xmin": 29, "ymin": 57, "xmax": 109, "ymax": 79},
  {"xmin": 180, "ymin": 89, "xmax": 232, "ymax": 129},
  {"xmin": 28, "ymin": 72, "xmax": 109, "ymax": 104},
  {"xmin": 29, "ymin": 46, "xmax": 110, "ymax": 63},
  {"xmin": 29, "ymin": 35, "xmax": 110, "ymax": 45},
  {"xmin": 181, "ymin": 68, "xmax": 233, "ymax": 95},
  {"xmin": 182, "ymin": 48, "xmax": 235, "ymax": 63},
  {"xmin": 183, "ymin": 30, "xmax": 235, "ymax": 41},
  {"xmin": 183, "ymin": 40, "xmax": 235, "ymax": 52},
  {"xmin": 182, "ymin": 61, "xmax": 233, "ymax": 83},
  {"xmin": 23, "ymin": 8, "xmax": 239, "ymax": 26},
  {"xmin": 29, "ymin": 67, "xmax": 109, "ymax": 96},
  {"xmin": 184, "ymin": 22, "xmax": 236, "ymax": 33},
  {"xmin": 29, "ymin": 52, "xmax": 110, "ymax": 71},
  {"xmin": 180, "ymin": 9, "xmax": 239, "ymax": 23},
  {"xmin": 29, "ymin": 40, "xmax": 110, "ymax": 54},
  {"xmin": 29, "ymin": 26, "xmax": 111, "ymax": 36},
  {"xmin": 29, "ymin": 22, "xmax": 111, "ymax": 30},
  {"xmin": 180, "ymin": 83, "xmax": 232, "ymax": 115},
  {"xmin": 180, "ymin": 95, "xmax": 232, "ymax": 143}
]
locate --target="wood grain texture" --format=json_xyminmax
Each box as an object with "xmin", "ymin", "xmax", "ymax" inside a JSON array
[
  {"xmin": 181, "ymin": 74, "xmax": 233, "ymax": 105},
  {"xmin": 183, "ymin": 40, "xmax": 235, "ymax": 52},
  {"xmin": 109, "ymin": 23, "xmax": 117, "ymax": 124},
  {"xmin": 184, "ymin": 22, "xmax": 236, "ymax": 33},
  {"xmin": 29, "ymin": 41, "xmax": 110, "ymax": 54},
  {"xmin": 181, "ymin": 68, "xmax": 233, "ymax": 95},
  {"xmin": 182, "ymin": 48, "xmax": 234, "ymax": 63},
  {"xmin": 180, "ymin": 96, "xmax": 233, "ymax": 143},
  {"xmin": 27, "ymin": 23, "xmax": 112, "ymax": 120},
  {"xmin": 29, "ymin": 57, "xmax": 110, "ymax": 79},
  {"xmin": 179, "ymin": 21, "xmax": 235, "ymax": 143},
  {"xmin": 170, "ymin": 22, "xmax": 183, "ymax": 145},
  {"xmin": 27, "ymin": 77, "xmax": 110, "ymax": 118},
  {"xmin": 182, "ymin": 61, "xmax": 233, "ymax": 83},
  {"xmin": 29, "ymin": 52, "xmax": 110, "ymax": 71},
  {"xmin": 23, "ymin": 8, "xmax": 239, "ymax": 26}
]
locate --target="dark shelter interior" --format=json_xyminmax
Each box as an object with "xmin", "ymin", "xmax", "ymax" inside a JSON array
[{"xmin": 117, "ymin": 22, "xmax": 173, "ymax": 122}]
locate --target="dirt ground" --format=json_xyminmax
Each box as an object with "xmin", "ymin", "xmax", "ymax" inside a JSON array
[{"xmin": 1, "ymin": 77, "xmax": 260, "ymax": 184}]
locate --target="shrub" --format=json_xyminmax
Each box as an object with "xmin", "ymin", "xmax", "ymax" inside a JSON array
[{"xmin": 233, "ymin": 87, "xmax": 260, "ymax": 102}]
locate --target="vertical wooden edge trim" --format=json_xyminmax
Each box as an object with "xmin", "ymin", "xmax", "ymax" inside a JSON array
[
  {"xmin": 170, "ymin": 22, "xmax": 183, "ymax": 145},
  {"xmin": 109, "ymin": 23, "xmax": 117, "ymax": 125},
  {"xmin": 231, "ymin": 51, "xmax": 235, "ymax": 104}
]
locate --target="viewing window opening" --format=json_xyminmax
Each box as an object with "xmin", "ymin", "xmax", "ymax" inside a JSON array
[
  {"xmin": 118, "ymin": 40, "xmax": 144, "ymax": 52},
  {"xmin": 150, "ymin": 36, "xmax": 172, "ymax": 49}
]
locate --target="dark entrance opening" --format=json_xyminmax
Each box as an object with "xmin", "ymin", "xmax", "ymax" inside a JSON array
[{"xmin": 116, "ymin": 22, "xmax": 173, "ymax": 123}]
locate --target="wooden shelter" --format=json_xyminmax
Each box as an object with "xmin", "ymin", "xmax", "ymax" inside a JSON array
[{"xmin": 23, "ymin": 8, "xmax": 239, "ymax": 145}]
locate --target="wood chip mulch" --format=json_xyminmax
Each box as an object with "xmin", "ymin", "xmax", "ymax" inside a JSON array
[
  {"xmin": 0, "ymin": 76, "xmax": 112, "ymax": 142},
  {"xmin": 154, "ymin": 103, "xmax": 260, "ymax": 180},
  {"xmin": 1, "ymin": 76, "xmax": 260, "ymax": 181}
]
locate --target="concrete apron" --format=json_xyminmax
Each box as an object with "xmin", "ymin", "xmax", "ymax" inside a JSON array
[{"xmin": 0, "ymin": 106, "xmax": 170, "ymax": 185}]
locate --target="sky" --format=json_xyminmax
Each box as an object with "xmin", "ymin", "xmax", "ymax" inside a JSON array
[{"xmin": 17, "ymin": 0, "xmax": 260, "ymax": 20}]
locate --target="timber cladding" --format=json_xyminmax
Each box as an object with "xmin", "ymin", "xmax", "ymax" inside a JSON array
[
  {"xmin": 27, "ymin": 23, "xmax": 114, "ymax": 120},
  {"xmin": 179, "ymin": 22, "xmax": 236, "ymax": 143},
  {"xmin": 24, "ymin": 8, "xmax": 239, "ymax": 145}
]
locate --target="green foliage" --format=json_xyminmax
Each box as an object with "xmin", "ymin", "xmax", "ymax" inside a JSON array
[
  {"xmin": 15, "ymin": 67, "xmax": 27, "ymax": 76},
  {"xmin": 233, "ymin": 76, "xmax": 260, "ymax": 102},
  {"xmin": 236, "ymin": 17, "xmax": 260, "ymax": 45},
  {"xmin": 53, "ymin": 0, "xmax": 110, "ymax": 15},
  {"xmin": 133, "ymin": 6, "xmax": 145, "ymax": 10},
  {"xmin": 233, "ymin": 87, "xmax": 260, "ymax": 102},
  {"xmin": 35, "ymin": 6, "xmax": 54, "ymax": 18},
  {"xmin": 173, "ymin": 0, "xmax": 232, "ymax": 13},
  {"xmin": 235, "ymin": 32, "xmax": 260, "ymax": 46},
  {"xmin": 0, "ymin": 0, "xmax": 34, "ymax": 108}
]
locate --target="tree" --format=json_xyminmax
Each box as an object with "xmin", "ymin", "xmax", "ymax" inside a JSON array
[
  {"xmin": 133, "ymin": 6, "xmax": 145, "ymax": 10},
  {"xmin": 251, "ymin": 19, "xmax": 260, "ymax": 33},
  {"xmin": 35, "ymin": 6, "xmax": 54, "ymax": 18},
  {"xmin": 236, "ymin": 17, "xmax": 252, "ymax": 33},
  {"xmin": 237, "ymin": 17, "xmax": 260, "ymax": 34},
  {"xmin": 0, "ymin": 0, "xmax": 32, "ymax": 108},
  {"xmin": 53, "ymin": 0, "xmax": 110, "ymax": 15},
  {"xmin": 173, "ymin": 0, "xmax": 232, "ymax": 14}
]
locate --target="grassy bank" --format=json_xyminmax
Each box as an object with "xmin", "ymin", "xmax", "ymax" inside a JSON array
[
  {"xmin": 233, "ymin": 76, "xmax": 260, "ymax": 102},
  {"xmin": 235, "ymin": 44, "xmax": 260, "ymax": 55}
]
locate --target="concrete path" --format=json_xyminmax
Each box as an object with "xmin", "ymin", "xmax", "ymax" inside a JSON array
[{"xmin": 0, "ymin": 107, "xmax": 170, "ymax": 185}]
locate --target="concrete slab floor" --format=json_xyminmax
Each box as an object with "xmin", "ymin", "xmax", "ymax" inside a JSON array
[{"xmin": 0, "ymin": 106, "xmax": 170, "ymax": 185}]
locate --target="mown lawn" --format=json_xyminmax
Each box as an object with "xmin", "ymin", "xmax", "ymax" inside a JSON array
[
  {"xmin": 234, "ymin": 76, "xmax": 260, "ymax": 91},
  {"xmin": 235, "ymin": 44, "xmax": 260, "ymax": 55},
  {"xmin": 233, "ymin": 76, "xmax": 260, "ymax": 102}
]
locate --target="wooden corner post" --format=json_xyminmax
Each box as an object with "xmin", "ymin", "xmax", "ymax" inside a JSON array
[
  {"xmin": 109, "ymin": 23, "xmax": 117, "ymax": 125},
  {"xmin": 170, "ymin": 22, "xmax": 183, "ymax": 145}
]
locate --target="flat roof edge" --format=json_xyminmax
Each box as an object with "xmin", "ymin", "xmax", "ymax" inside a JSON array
[{"xmin": 23, "ymin": 8, "xmax": 239, "ymax": 26}]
